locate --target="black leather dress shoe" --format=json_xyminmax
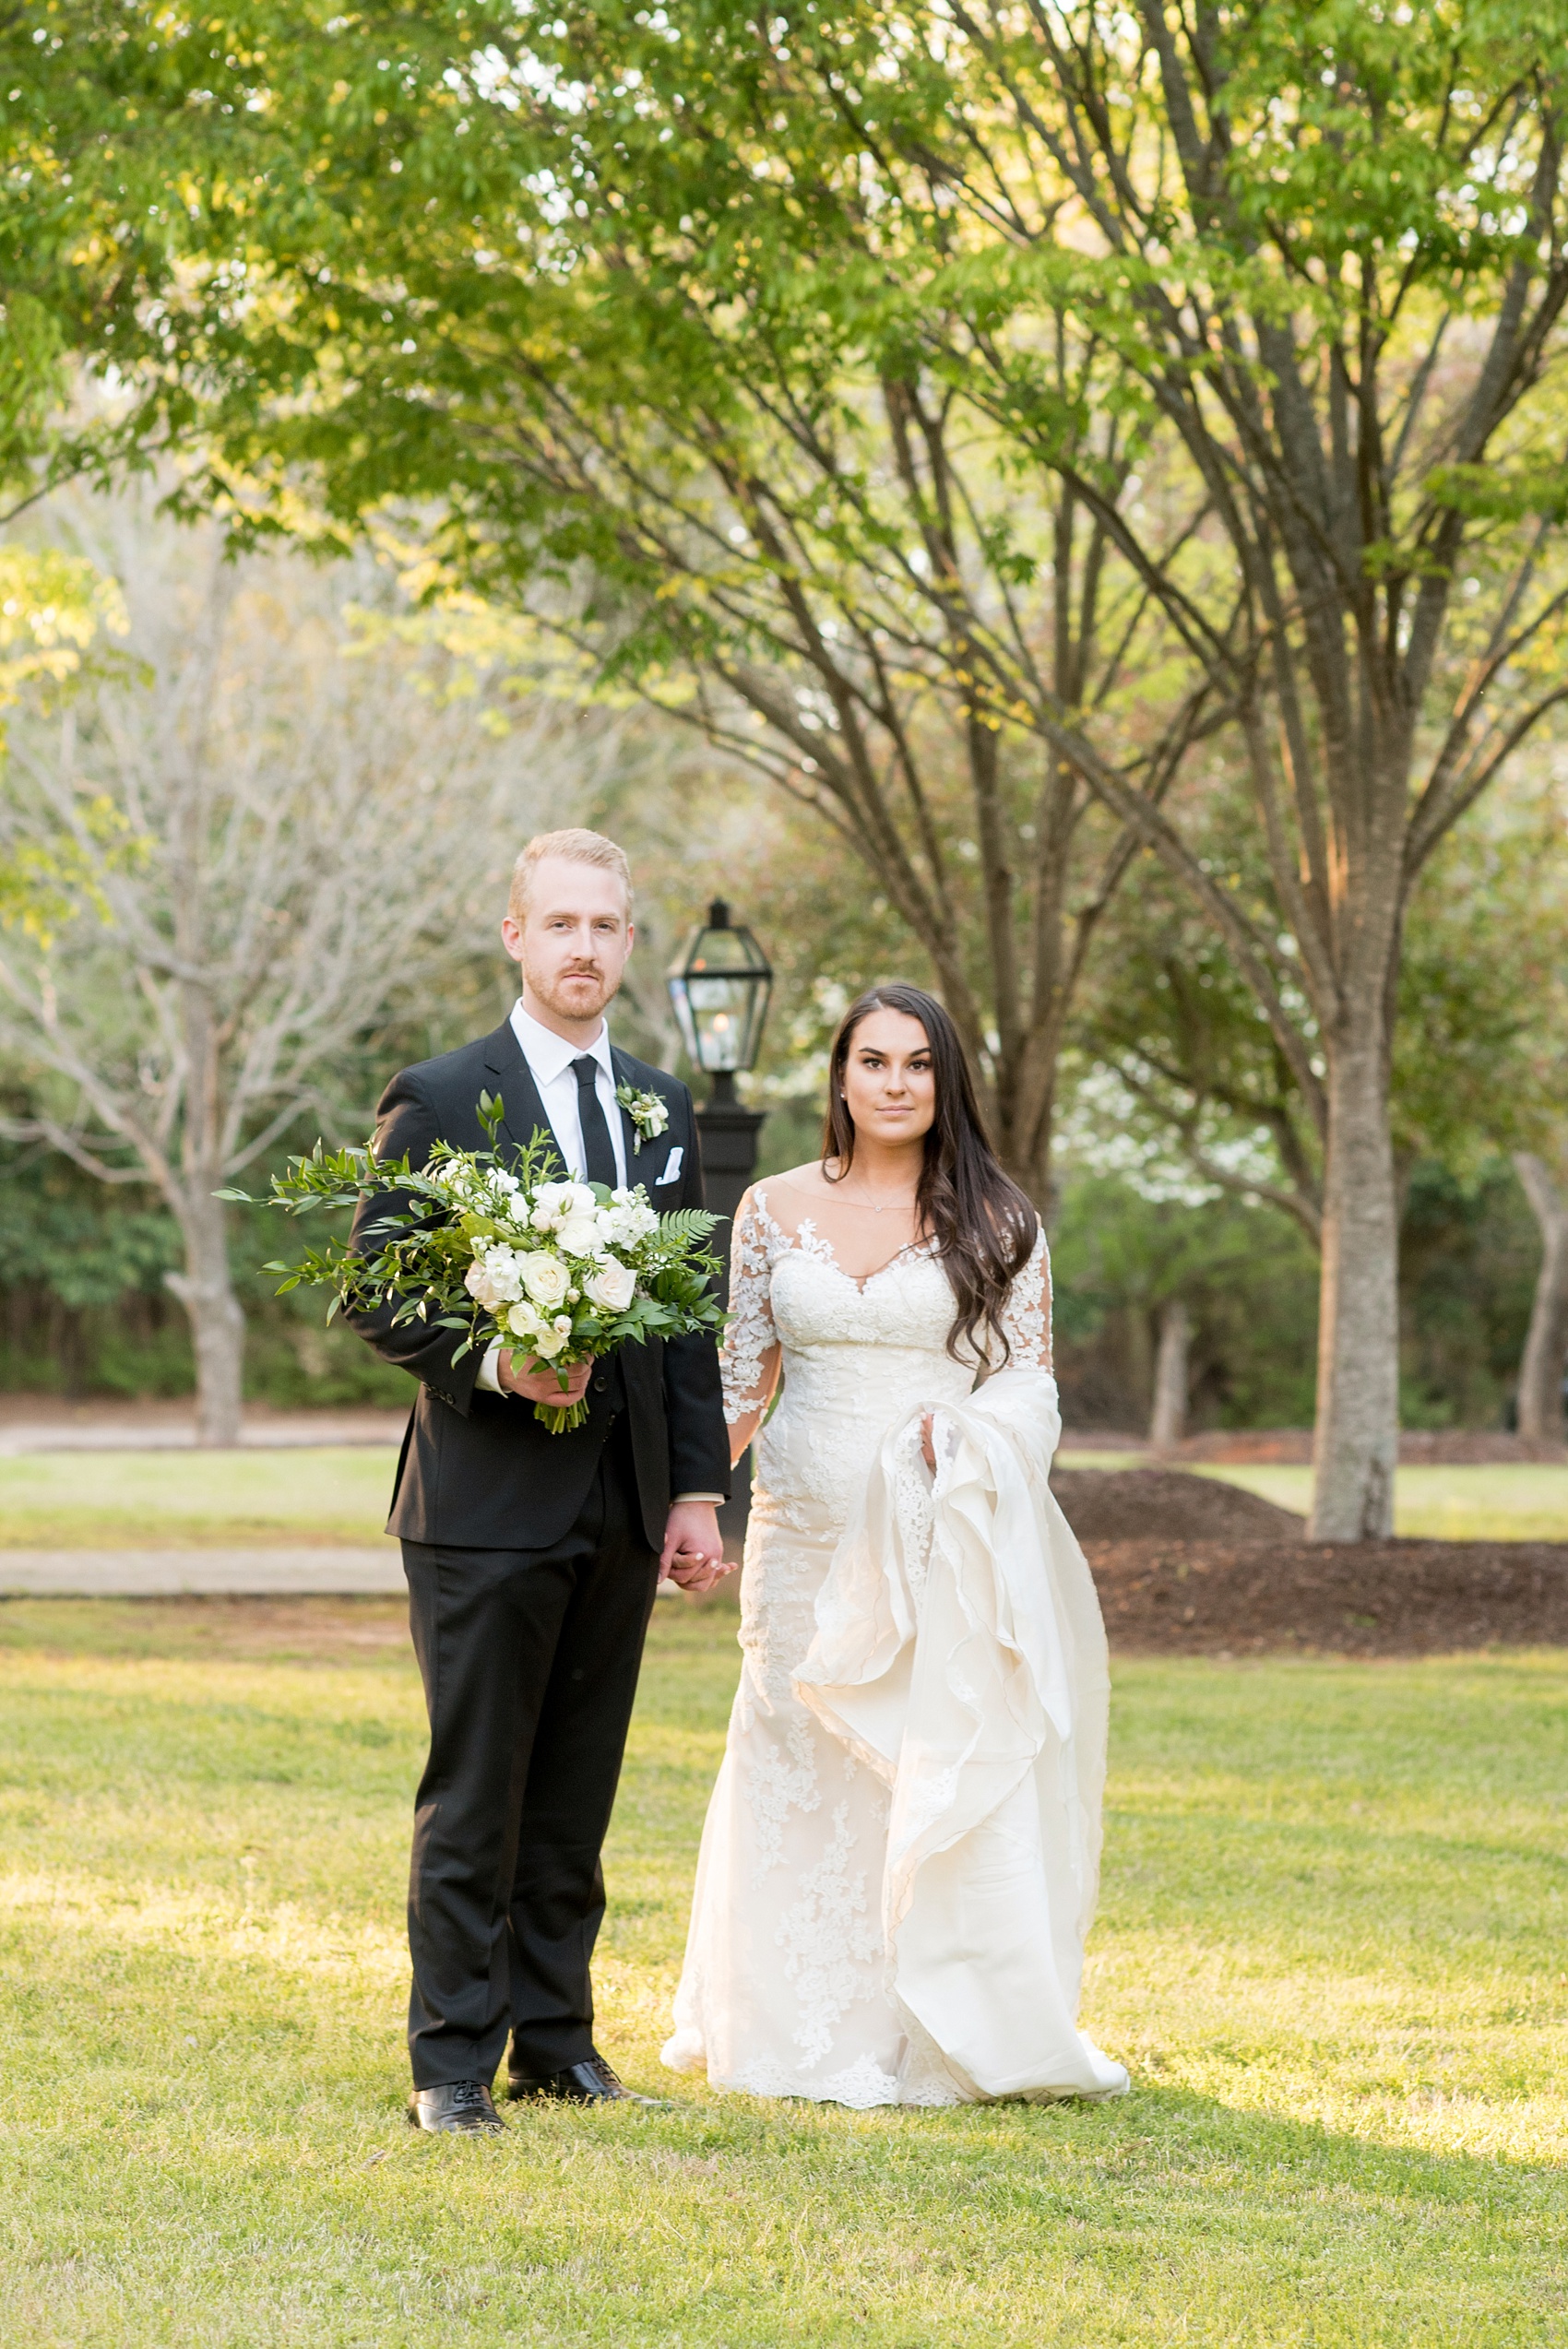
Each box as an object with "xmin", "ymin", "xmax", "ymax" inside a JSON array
[
  {"xmin": 407, "ymin": 2080, "xmax": 505, "ymax": 2134},
  {"xmin": 507, "ymin": 2052, "xmax": 659, "ymax": 2106}
]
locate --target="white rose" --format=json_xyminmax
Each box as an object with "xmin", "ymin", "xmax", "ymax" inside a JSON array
[
  {"xmin": 529, "ymin": 1321, "xmax": 569, "ymax": 1358},
  {"xmin": 583, "ymin": 1258, "xmax": 636, "ymax": 1313},
  {"xmin": 555, "ymin": 1212, "xmax": 604, "ymax": 1259},
  {"xmin": 505, "ymin": 1299, "xmax": 544, "ymax": 1340},
  {"xmin": 516, "ymin": 1251, "xmax": 570, "ymax": 1308}
]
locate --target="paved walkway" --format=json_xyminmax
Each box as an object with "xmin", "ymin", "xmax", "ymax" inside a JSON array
[{"xmin": 0, "ymin": 1548, "xmax": 406, "ymax": 1596}]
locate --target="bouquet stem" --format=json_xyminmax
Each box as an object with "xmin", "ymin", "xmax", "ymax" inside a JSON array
[{"xmin": 533, "ymin": 1396, "xmax": 592, "ymax": 1434}]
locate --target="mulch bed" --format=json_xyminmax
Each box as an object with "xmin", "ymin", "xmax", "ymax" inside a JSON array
[
  {"xmin": 1051, "ymin": 1466, "xmax": 1303, "ymax": 1545},
  {"xmin": 1051, "ymin": 1467, "xmax": 1568, "ymax": 1655}
]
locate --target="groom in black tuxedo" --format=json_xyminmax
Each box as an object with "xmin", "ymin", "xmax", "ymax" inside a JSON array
[{"xmin": 347, "ymin": 828, "xmax": 731, "ymax": 2133}]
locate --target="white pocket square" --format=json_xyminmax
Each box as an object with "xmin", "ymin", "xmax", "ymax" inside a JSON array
[{"xmin": 655, "ymin": 1145, "xmax": 683, "ymax": 1186}]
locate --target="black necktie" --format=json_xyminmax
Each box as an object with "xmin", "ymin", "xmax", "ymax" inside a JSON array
[{"xmin": 573, "ymin": 1056, "xmax": 619, "ymax": 1191}]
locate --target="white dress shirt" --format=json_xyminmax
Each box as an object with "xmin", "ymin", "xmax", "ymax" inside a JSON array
[
  {"xmin": 505, "ymin": 998, "xmax": 628, "ymax": 1189},
  {"xmin": 473, "ymin": 1001, "xmax": 723, "ymax": 1510}
]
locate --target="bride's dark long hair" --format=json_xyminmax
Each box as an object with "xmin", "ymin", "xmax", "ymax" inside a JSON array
[{"xmin": 822, "ymin": 983, "xmax": 1039, "ymax": 1366}]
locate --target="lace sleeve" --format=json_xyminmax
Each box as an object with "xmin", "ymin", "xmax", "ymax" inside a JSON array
[
  {"xmin": 1000, "ymin": 1221, "xmax": 1052, "ymax": 1371},
  {"xmin": 720, "ymin": 1188, "xmax": 781, "ymax": 1427}
]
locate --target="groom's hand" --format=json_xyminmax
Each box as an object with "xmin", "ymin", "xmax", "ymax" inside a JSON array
[
  {"xmin": 497, "ymin": 1351, "xmax": 595, "ymax": 1407},
  {"xmin": 660, "ymin": 1501, "xmax": 729, "ymax": 1592}
]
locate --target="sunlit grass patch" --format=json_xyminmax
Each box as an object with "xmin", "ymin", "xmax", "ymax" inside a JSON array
[
  {"xmin": 0, "ymin": 1600, "xmax": 1563, "ymax": 2344},
  {"xmin": 0, "ymin": 1446, "xmax": 394, "ymax": 1548},
  {"xmin": 1198, "ymin": 1461, "xmax": 1568, "ymax": 1541}
]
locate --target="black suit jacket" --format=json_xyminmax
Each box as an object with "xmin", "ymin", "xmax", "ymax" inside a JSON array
[{"xmin": 345, "ymin": 1020, "xmax": 731, "ymax": 1552}]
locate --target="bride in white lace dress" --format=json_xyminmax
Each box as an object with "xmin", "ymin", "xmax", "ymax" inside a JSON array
[{"xmin": 662, "ymin": 985, "xmax": 1127, "ymax": 2107}]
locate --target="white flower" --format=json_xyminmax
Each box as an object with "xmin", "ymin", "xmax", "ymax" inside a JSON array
[
  {"xmin": 531, "ymin": 1178, "xmax": 598, "ymax": 1232},
  {"xmin": 529, "ymin": 1180, "xmax": 572, "ymax": 1228},
  {"xmin": 465, "ymin": 1244, "xmax": 526, "ymax": 1310},
  {"xmin": 529, "ymin": 1319, "xmax": 571, "ymax": 1358},
  {"xmin": 583, "ymin": 1258, "xmax": 636, "ymax": 1313},
  {"xmin": 595, "ymin": 1196, "xmax": 657, "ymax": 1249},
  {"xmin": 594, "ymin": 1183, "xmax": 658, "ymax": 1259},
  {"xmin": 505, "ymin": 1299, "xmax": 545, "ymax": 1340},
  {"xmin": 555, "ymin": 1211, "xmax": 604, "ymax": 1259},
  {"xmin": 517, "ymin": 1250, "xmax": 571, "ymax": 1310},
  {"xmin": 615, "ymin": 1084, "xmax": 671, "ymax": 1148}
]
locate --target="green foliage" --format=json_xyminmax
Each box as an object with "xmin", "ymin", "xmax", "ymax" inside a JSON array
[
  {"xmin": 0, "ymin": 1144, "xmax": 178, "ymax": 1311},
  {"xmin": 1049, "ymin": 1157, "xmax": 1541, "ymax": 1436},
  {"xmin": 1071, "ymin": 747, "xmax": 1568, "ymax": 1244},
  {"xmin": 1399, "ymin": 1160, "xmax": 1541, "ymax": 1430},
  {"xmin": 1051, "ymin": 1175, "xmax": 1322, "ymax": 1430}
]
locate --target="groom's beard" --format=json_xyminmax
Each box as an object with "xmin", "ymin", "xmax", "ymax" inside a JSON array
[{"xmin": 529, "ymin": 962, "xmax": 622, "ymax": 1024}]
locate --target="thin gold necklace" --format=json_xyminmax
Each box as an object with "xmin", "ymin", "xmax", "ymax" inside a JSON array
[{"xmin": 833, "ymin": 1179, "xmax": 918, "ymax": 1215}]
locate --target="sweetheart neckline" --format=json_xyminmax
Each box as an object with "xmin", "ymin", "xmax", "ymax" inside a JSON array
[{"xmin": 754, "ymin": 1195, "xmax": 940, "ymax": 1291}]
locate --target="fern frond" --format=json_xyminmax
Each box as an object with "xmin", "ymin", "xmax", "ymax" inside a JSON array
[{"xmin": 656, "ymin": 1208, "xmax": 723, "ymax": 1246}]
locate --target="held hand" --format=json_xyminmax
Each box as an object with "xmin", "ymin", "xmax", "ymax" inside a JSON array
[
  {"xmin": 921, "ymin": 1409, "xmax": 936, "ymax": 1473},
  {"xmin": 660, "ymin": 1501, "xmax": 725, "ymax": 1587},
  {"xmin": 498, "ymin": 1350, "xmax": 595, "ymax": 1408},
  {"xmin": 667, "ymin": 1545, "xmax": 736, "ymax": 1596}
]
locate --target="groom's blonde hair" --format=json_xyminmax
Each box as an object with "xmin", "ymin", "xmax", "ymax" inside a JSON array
[{"xmin": 509, "ymin": 828, "xmax": 634, "ymax": 922}]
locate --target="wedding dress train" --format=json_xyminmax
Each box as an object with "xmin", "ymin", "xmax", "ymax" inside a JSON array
[{"xmin": 660, "ymin": 1192, "xmax": 1128, "ymax": 2107}]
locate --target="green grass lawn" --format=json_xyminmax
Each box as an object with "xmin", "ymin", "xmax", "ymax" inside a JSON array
[
  {"xmin": 1197, "ymin": 1462, "xmax": 1568, "ymax": 1542},
  {"xmin": 12, "ymin": 1448, "xmax": 1568, "ymax": 1549},
  {"xmin": 0, "ymin": 1448, "xmax": 395, "ymax": 1547},
  {"xmin": 0, "ymin": 1600, "xmax": 1563, "ymax": 2345}
]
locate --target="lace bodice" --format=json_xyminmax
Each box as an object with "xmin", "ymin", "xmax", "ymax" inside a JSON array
[{"xmin": 721, "ymin": 1186, "xmax": 1051, "ymax": 1531}]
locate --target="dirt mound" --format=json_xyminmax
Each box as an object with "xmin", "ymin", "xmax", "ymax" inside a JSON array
[
  {"xmin": 1051, "ymin": 1466, "xmax": 1303, "ymax": 1545},
  {"xmin": 1087, "ymin": 1537, "xmax": 1568, "ymax": 1656}
]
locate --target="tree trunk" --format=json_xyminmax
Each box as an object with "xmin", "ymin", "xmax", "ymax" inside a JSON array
[
  {"xmin": 998, "ymin": 1066, "xmax": 1055, "ymax": 1215},
  {"xmin": 1513, "ymin": 1152, "xmax": 1568, "ymax": 1444},
  {"xmin": 165, "ymin": 1186, "xmax": 244, "ymax": 1446},
  {"xmin": 1310, "ymin": 1035, "xmax": 1399, "ymax": 1540},
  {"xmin": 1148, "ymin": 1299, "xmax": 1191, "ymax": 1450}
]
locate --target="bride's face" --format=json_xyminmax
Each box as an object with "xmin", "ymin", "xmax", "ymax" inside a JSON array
[{"xmin": 838, "ymin": 1009, "xmax": 937, "ymax": 1149}]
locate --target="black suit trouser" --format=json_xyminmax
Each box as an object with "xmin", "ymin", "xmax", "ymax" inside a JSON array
[{"xmin": 400, "ymin": 1423, "xmax": 659, "ymax": 2089}]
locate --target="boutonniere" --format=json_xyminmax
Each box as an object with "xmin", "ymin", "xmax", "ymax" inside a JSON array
[{"xmin": 615, "ymin": 1083, "xmax": 671, "ymax": 1152}]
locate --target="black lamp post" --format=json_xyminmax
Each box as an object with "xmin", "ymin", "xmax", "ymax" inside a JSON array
[
  {"xmin": 666, "ymin": 899, "xmax": 773, "ymax": 1234},
  {"xmin": 668, "ymin": 900, "xmax": 773, "ymax": 1563}
]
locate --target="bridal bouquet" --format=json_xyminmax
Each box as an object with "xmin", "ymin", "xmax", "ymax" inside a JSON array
[{"xmin": 220, "ymin": 1097, "xmax": 725, "ymax": 1431}]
